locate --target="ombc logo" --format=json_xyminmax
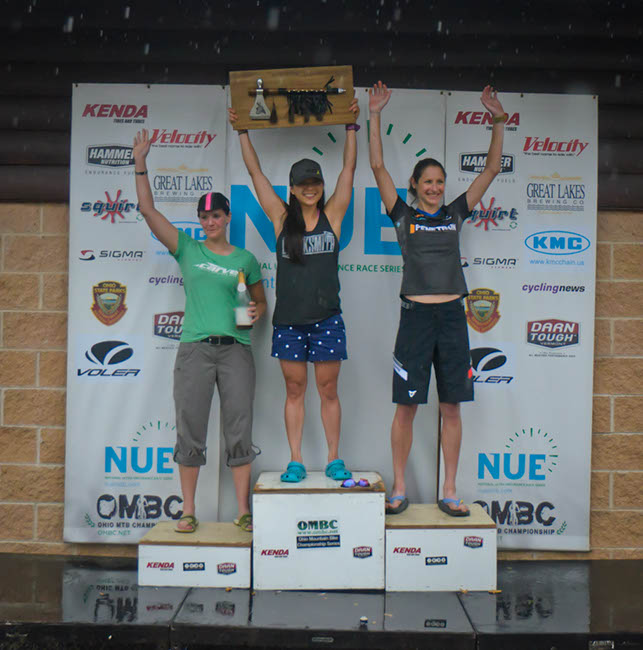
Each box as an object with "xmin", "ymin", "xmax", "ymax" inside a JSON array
[
  {"xmin": 97, "ymin": 493, "xmax": 182, "ymax": 520},
  {"xmin": 464, "ymin": 536, "xmax": 483, "ymax": 549},
  {"xmin": 527, "ymin": 319, "xmax": 579, "ymax": 348},
  {"xmin": 260, "ymin": 549, "xmax": 289, "ymax": 557},
  {"xmin": 353, "ymin": 546, "xmax": 373, "ymax": 559},
  {"xmin": 525, "ymin": 231, "xmax": 591, "ymax": 255},
  {"xmin": 146, "ymin": 562, "xmax": 174, "ymax": 571},
  {"xmin": 297, "ymin": 520, "xmax": 338, "ymax": 531},
  {"xmin": 455, "ymin": 111, "xmax": 520, "ymax": 126},
  {"xmin": 460, "ymin": 153, "xmax": 515, "ymax": 175},
  {"xmin": 474, "ymin": 500, "xmax": 556, "ymax": 528},
  {"xmin": 393, "ymin": 547, "xmax": 421, "ymax": 556},
  {"xmin": 86, "ymin": 145, "xmax": 134, "ymax": 167},
  {"xmin": 523, "ymin": 137, "xmax": 588, "ymax": 156},
  {"xmin": 83, "ymin": 104, "xmax": 148, "ymax": 119},
  {"xmin": 183, "ymin": 562, "xmax": 205, "ymax": 572},
  {"xmin": 217, "ymin": 562, "xmax": 237, "ymax": 575}
]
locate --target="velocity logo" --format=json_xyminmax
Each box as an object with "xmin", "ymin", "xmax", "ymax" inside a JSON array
[{"xmin": 523, "ymin": 137, "xmax": 588, "ymax": 157}]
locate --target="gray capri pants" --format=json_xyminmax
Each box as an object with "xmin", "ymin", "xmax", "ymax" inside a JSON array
[{"xmin": 173, "ymin": 341, "xmax": 258, "ymax": 467}]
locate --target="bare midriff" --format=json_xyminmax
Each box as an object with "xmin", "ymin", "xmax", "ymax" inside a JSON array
[{"xmin": 404, "ymin": 293, "xmax": 461, "ymax": 304}]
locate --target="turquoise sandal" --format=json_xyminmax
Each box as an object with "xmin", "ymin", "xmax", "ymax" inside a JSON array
[
  {"xmin": 281, "ymin": 461, "xmax": 307, "ymax": 483},
  {"xmin": 325, "ymin": 459, "xmax": 352, "ymax": 481}
]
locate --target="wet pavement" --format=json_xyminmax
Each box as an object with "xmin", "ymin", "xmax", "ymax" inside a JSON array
[{"xmin": 0, "ymin": 555, "xmax": 641, "ymax": 649}]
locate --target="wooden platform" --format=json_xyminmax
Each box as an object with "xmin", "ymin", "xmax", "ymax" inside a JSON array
[
  {"xmin": 139, "ymin": 521, "xmax": 252, "ymax": 547},
  {"xmin": 386, "ymin": 504, "xmax": 496, "ymax": 530},
  {"xmin": 229, "ymin": 65, "xmax": 355, "ymax": 131},
  {"xmin": 253, "ymin": 470, "xmax": 385, "ymax": 494}
]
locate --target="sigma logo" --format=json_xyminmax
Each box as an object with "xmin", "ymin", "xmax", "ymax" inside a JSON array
[
  {"xmin": 150, "ymin": 129, "xmax": 216, "ymax": 148},
  {"xmin": 183, "ymin": 562, "xmax": 205, "ymax": 572},
  {"xmin": 470, "ymin": 347, "xmax": 513, "ymax": 385},
  {"xmin": 462, "ymin": 256, "xmax": 517, "ymax": 270},
  {"xmin": 146, "ymin": 562, "xmax": 174, "ymax": 571},
  {"xmin": 86, "ymin": 145, "xmax": 134, "ymax": 167},
  {"xmin": 353, "ymin": 546, "xmax": 373, "ymax": 559},
  {"xmin": 217, "ymin": 562, "xmax": 237, "ymax": 575},
  {"xmin": 523, "ymin": 137, "xmax": 589, "ymax": 157},
  {"xmin": 78, "ymin": 340, "xmax": 141, "ymax": 379},
  {"xmin": 425, "ymin": 556, "xmax": 448, "ymax": 565},
  {"xmin": 525, "ymin": 231, "xmax": 591, "ymax": 255},
  {"xmin": 392, "ymin": 547, "xmax": 421, "ymax": 556},
  {"xmin": 455, "ymin": 111, "xmax": 520, "ymax": 127},
  {"xmin": 460, "ymin": 153, "xmax": 515, "ymax": 175},
  {"xmin": 527, "ymin": 319, "xmax": 579, "ymax": 348},
  {"xmin": 79, "ymin": 249, "xmax": 144, "ymax": 262},
  {"xmin": 154, "ymin": 312, "xmax": 184, "ymax": 341},
  {"xmin": 260, "ymin": 549, "xmax": 289, "ymax": 557},
  {"xmin": 79, "ymin": 250, "xmax": 96, "ymax": 261},
  {"xmin": 464, "ymin": 536, "xmax": 483, "ymax": 549},
  {"xmin": 82, "ymin": 104, "xmax": 148, "ymax": 122}
]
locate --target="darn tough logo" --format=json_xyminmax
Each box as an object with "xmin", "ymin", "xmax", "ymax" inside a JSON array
[
  {"xmin": 393, "ymin": 547, "xmax": 421, "ymax": 556},
  {"xmin": 83, "ymin": 104, "xmax": 148, "ymax": 119},
  {"xmin": 217, "ymin": 563, "xmax": 237, "ymax": 575},
  {"xmin": 261, "ymin": 549, "xmax": 289, "ymax": 557},
  {"xmin": 146, "ymin": 562, "xmax": 174, "ymax": 570},
  {"xmin": 353, "ymin": 546, "xmax": 373, "ymax": 559},
  {"xmin": 464, "ymin": 536, "xmax": 483, "ymax": 549},
  {"xmin": 455, "ymin": 111, "xmax": 520, "ymax": 126},
  {"xmin": 523, "ymin": 137, "xmax": 588, "ymax": 156}
]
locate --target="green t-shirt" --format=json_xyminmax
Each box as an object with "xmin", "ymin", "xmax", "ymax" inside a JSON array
[{"xmin": 172, "ymin": 230, "xmax": 262, "ymax": 344}]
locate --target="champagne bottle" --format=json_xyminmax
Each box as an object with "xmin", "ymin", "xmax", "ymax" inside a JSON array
[{"xmin": 235, "ymin": 268, "xmax": 252, "ymax": 329}]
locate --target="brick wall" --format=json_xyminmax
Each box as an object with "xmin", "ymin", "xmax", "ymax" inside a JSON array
[{"xmin": 0, "ymin": 204, "xmax": 641, "ymax": 559}]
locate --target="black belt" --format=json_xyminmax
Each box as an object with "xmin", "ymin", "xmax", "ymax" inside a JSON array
[{"xmin": 200, "ymin": 336, "xmax": 236, "ymax": 345}]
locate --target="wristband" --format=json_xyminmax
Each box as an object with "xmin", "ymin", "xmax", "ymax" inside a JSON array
[
  {"xmin": 237, "ymin": 129, "xmax": 248, "ymax": 135},
  {"xmin": 135, "ymin": 170, "xmax": 148, "ymax": 175},
  {"xmin": 493, "ymin": 113, "xmax": 508, "ymax": 124},
  {"xmin": 346, "ymin": 123, "xmax": 361, "ymax": 132}
]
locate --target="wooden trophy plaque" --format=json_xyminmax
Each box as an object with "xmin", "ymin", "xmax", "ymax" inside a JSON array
[{"xmin": 229, "ymin": 65, "xmax": 355, "ymax": 131}]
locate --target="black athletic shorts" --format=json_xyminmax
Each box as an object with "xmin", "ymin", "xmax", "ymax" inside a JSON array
[{"xmin": 392, "ymin": 297, "xmax": 474, "ymax": 405}]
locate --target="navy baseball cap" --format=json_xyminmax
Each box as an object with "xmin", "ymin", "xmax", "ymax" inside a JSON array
[
  {"xmin": 289, "ymin": 159, "xmax": 324, "ymax": 186},
  {"xmin": 197, "ymin": 192, "xmax": 230, "ymax": 213}
]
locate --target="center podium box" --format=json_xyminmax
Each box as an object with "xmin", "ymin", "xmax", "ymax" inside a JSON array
[
  {"xmin": 252, "ymin": 471, "xmax": 385, "ymax": 591},
  {"xmin": 138, "ymin": 522, "xmax": 252, "ymax": 588}
]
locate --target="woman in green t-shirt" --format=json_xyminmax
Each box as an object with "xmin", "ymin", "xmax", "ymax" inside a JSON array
[{"xmin": 133, "ymin": 128, "xmax": 267, "ymax": 533}]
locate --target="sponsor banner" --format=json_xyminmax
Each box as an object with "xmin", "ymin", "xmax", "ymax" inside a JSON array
[
  {"xmin": 446, "ymin": 91, "xmax": 596, "ymax": 550},
  {"xmin": 296, "ymin": 518, "xmax": 341, "ymax": 549},
  {"xmin": 65, "ymin": 84, "xmax": 226, "ymax": 543}
]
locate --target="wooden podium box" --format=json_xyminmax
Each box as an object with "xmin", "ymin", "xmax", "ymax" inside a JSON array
[
  {"xmin": 385, "ymin": 504, "xmax": 497, "ymax": 592},
  {"xmin": 229, "ymin": 65, "xmax": 355, "ymax": 131},
  {"xmin": 138, "ymin": 522, "xmax": 252, "ymax": 588},
  {"xmin": 252, "ymin": 471, "xmax": 385, "ymax": 590}
]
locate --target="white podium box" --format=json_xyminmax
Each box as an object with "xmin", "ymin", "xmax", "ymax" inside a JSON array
[
  {"xmin": 138, "ymin": 522, "xmax": 252, "ymax": 588},
  {"xmin": 385, "ymin": 504, "xmax": 496, "ymax": 592},
  {"xmin": 252, "ymin": 471, "xmax": 386, "ymax": 591}
]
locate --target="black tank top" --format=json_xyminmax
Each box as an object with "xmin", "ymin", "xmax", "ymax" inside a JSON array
[{"xmin": 273, "ymin": 211, "xmax": 341, "ymax": 325}]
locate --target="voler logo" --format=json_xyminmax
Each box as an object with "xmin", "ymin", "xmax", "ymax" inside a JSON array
[
  {"xmin": 146, "ymin": 562, "xmax": 174, "ymax": 571},
  {"xmin": 78, "ymin": 340, "xmax": 140, "ymax": 379},
  {"xmin": 460, "ymin": 153, "xmax": 515, "ymax": 175},
  {"xmin": 527, "ymin": 319, "xmax": 579, "ymax": 349},
  {"xmin": 154, "ymin": 312, "xmax": 184, "ymax": 341},
  {"xmin": 183, "ymin": 562, "xmax": 205, "ymax": 571},
  {"xmin": 353, "ymin": 546, "xmax": 373, "ymax": 559},
  {"xmin": 470, "ymin": 347, "xmax": 513, "ymax": 385},
  {"xmin": 465, "ymin": 288, "xmax": 501, "ymax": 333},
  {"xmin": 425, "ymin": 556, "xmax": 448, "ymax": 565},
  {"xmin": 466, "ymin": 197, "xmax": 518, "ymax": 231},
  {"xmin": 260, "ymin": 549, "xmax": 289, "ymax": 557},
  {"xmin": 523, "ymin": 137, "xmax": 589, "ymax": 157},
  {"xmin": 393, "ymin": 547, "xmax": 421, "ymax": 556},
  {"xmin": 86, "ymin": 145, "xmax": 134, "ymax": 168},
  {"xmin": 464, "ymin": 536, "xmax": 483, "ymax": 549},
  {"xmin": 217, "ymin": 562, "xmax": 237, "ymax": 575},
  {"xmin": 82, "ymin": 104, "xmax": 148, "ymax": 123}
]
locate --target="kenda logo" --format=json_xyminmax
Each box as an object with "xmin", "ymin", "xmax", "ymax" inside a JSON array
[
  {"xmin": 83, "ymin": 104, "xmax": 148, "ymax": 120},
  {"xmin": 146, "ymin": 562, "xmax": 174, "ymax": 570},
  {"xmin": 525, "ymin": 231, "xmax": 590, "ymax": 255},
  {"xmin": 455, "ymin": 111, "xmax": 520, "ymax": 127},
  {"xmin": 261, "ymin": 549, "xmax": 289, "ymax": 557},
  {"xmin": 393, "ymin": 547, "xmax": 421, "ymax": 555},
  {"xmin": 523, "ymin": 137, "xmax": 588, "ymax": 157}
]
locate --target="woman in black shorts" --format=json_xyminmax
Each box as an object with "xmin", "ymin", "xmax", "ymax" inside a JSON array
[
  {"xmin": 368, "ymin": 82, "xmax": 506, "ymax": 516},
  {"xmin": 229, "ymin": 99, "xmax": 359, "ymax": 483}
]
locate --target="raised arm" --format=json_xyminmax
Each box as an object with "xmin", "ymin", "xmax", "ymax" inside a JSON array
[
  {"xmin": 324, "ymin": 97, "xmax": 359, "ymax": 231},
  {"xmin": 228, "ymin": 109, "xmax": 286, "ymax": 231},
  {"xmin": 368, "ymin": 82, "xmax": 398, "ymax": 214},
  {"xmin": 465, "ymin": 86, "xmax": 506, "ymax": 210},
  {"xmin": 133, "ymin": 129, "xmax": 179, "ymax": 254}
]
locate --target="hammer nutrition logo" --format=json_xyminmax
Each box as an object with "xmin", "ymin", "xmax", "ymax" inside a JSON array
[
  {"xmin": 82, "ymin": 104, "xmax": 148, "ymax": 123},
  {"xmin": 86, "ymin": 145, "xmax": 134, "ymax": 168},
  {"xmin": 523, "ymin": 137, "xmax": 589, "ymax": 157},
  {"xmin": 460, "ymin": 153, "xmax": 515, "ymax": 175}
]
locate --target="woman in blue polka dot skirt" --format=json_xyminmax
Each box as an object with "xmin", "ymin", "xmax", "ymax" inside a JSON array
[{"xmin": 229, "ymin": 100, "xmax": 360, "ymax": 482}]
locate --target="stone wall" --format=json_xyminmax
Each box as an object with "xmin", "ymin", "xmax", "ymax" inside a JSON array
[{"xmin": 0, "ymin": 204, "xmax": 641, "ymax": 559}]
